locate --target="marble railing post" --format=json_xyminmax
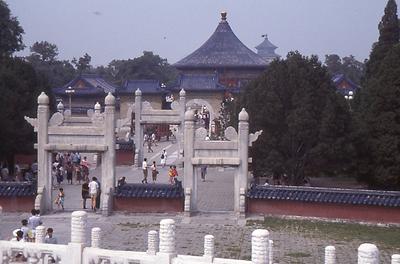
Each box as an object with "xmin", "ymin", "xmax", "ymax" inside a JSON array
[
  {"xmin": 268, "ymin": 240, "xmax": 273, "ymax": 264},
  {"xmin": 69, "ymin": 211, "xmax": 87, "ymax": 264},
  {"xmin": 35, "ymin": 226, "xmax": 46, "ymax": 243},
  {"xmin": 237, "ymin": 108, "xmax": 249, "ymax": 214},
  {"xmin": 203, "ymin": 235, "xmax": 215, "ymax": 262},
  {"xmin": 135, "ymin": 89, "xmax": 143, "ymax": 167},
  {"xmin": 147, "ymin": 230, "xmax": 158, "ymax": 255},
  {"xmin": 179, "ymin": 89, "xmax": 186, "ymax": 159},
  {"xmin": 183, "ymin": 110, "xmax": 195, "ymax": 213},
  {"xmin": 37, "ymin": 92, "xmax": 51, "ymax": 213},
  {"xmin": 325, "ymin": 246, "xmax": 336, "ymax": 264},
  {"xmin": 392, "ymin": 254, "xmax": 400, "ymax": 264},
  {"xmin": 102, "ymin": 93, "xmax": 116, "ymax": 216},
  {"xmin": 251, "ymin": 229, "xmax": 269, "ymax": 264},
  {"xmin": 91, "ymin": 227, "xmax": 101, "ymax": 248},
  {"xmin": 358, "ymin": 243, "xmax": 379, "ymax": 264},
  {"xmin": 157, "ymin": 219, "xmax": 176, "ymax": 264}
]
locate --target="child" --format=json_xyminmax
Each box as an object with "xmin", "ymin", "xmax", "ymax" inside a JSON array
[
  {"xmin": 168, "ymin": 166, "xmax": 174, "ymax": 185},
  {"xmin": 56, "ymin": 188, "xmax": 65, "ymax": 210},
  {"xmin": 20, "ymin": 219, "xmax": 30, "ymax": 241}
]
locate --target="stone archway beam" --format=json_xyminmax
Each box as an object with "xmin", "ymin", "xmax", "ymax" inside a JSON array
[
  {"xmin": 43, "ymin": 144, "xmax": 108, "ymax": 152},
  {"xmin": 191, "ymin": 157, "xmax": 240, "ymax": 165}
]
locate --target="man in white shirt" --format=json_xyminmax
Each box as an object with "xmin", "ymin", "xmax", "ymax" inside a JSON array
[
  {"xmin": 88, "ymin": 177, "xmax": 99, "ymax": 211},
  {"xmin": 142, "ymin": 158, "xmax": 148, "ymax": 184}
]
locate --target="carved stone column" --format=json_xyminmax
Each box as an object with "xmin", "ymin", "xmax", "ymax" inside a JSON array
[
  {"xmin": 392, "ymin": 254, "xmax": 400, "ymax": 264},
  {"xmin": 183, "ymin": 110, "xmax": 195, "ymax": 213},
  {"xmin": 71, "ymin": 211, "xmax": 87, "ymax": 244},
  {"xmin": 134, "ymin": 89, "xmax": 143, "ymax": 167},
  {"xmin": 203, "ymin": 235, "xmax": 215, "ymax": 262},
  {"xmin": 179, "ymin": 89, "xmax": 186, "ymax": 159},
  {"xmin": 159, "ymin": 219, "xmax": 176, "ymax": 255},
  {"xmin": 91, "ymin": 227, "xmax": 101, "ymax": 248},
  {"xmin": 147, "ymin": 230, "xmax": 158, "ymax": 255},
  {"xmin": 237, "ymin": 108, "xmax": 249, "ymax": 214},
  {"xmin": 37, "ymin": 92, "xmax": 50, "ymax": 213},
  {"xmin": 35, "ymin": 225, "xmax": 46, "ymax": 243},
  {"xmin": 251, "ymin": 229, "xmax": 269, "ymax": 264},
  {"xmin": 358, "ymin": 243, "xmax": 379, "ymax": 264},
  {"xmin": 102, "ymin": 93, "xmax": 116, "ymax": 216},
  {"xmin": 325, "ymin": 245, "xmax": 336, "ymax": 264}
]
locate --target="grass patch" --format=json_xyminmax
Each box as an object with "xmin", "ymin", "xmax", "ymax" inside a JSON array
[
  {"xmin": 254, "ymin": 217, "xmax": 400, "ymax": 249},
  {"xmin": 285, "ymin": 252, "xmax": 311, "ymax": 258}
]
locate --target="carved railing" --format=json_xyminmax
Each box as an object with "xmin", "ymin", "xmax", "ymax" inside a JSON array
[{"xmin": 0, "ymin": 211, "xmax": 399, "ymax": 264}]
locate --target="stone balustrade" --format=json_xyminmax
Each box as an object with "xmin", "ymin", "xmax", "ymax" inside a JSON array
[{"xmin": 0, "ymin": 211, "xmax": 399, "ymax": 264}]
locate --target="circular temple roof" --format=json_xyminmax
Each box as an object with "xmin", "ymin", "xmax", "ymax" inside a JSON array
[{"xmin": 174, "ymin": 13, "xmax": 267, "ymax": 69}]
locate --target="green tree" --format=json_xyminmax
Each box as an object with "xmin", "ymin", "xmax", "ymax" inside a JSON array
[
  {"xmin": 0, "ymin": 0, "xmax": 24, "ymax": 57},
  {"xmin": 242, "ymin": 52, "xmax": 352, "ymax": 185},
  {"xmin": 26, "ymin": 41, "xmax": 76, "ymax": 88},
  {"xmin": 217, "ymin": 95, "xmax": 238, "ymax": 138},
  {"xmin": 105, "ymin": 51, "xmax": 178, "ymax": 85},
  {"xmin": 325, "ymin": 54, "xmax": 365, "ymax": 84},
  {"xmin": 72, "ymin": 53, "xmax": 92, "ymax": 74}
]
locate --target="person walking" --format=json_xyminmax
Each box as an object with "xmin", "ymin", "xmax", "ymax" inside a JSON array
[
  {"xmin": 94, "ymin": 177, "xmax": 101, "ymax": 210},
  {"xmin": 55, "ymin": 188, "xmax": 65, "ymax": 210},
  {"xmin": 88, "ymin": 177, "xmax": 99, "ymax": 211},
  {"xmin": 160, "ymin": 150, "xmax": 167, "ymax": 168},
  {"xmin": 151, "ymin": 161, "xmax": 158, "ymax": 183},
  {"xmin": 168, "ymin": 166, "xmax": 174, "ymax": 185},
  {"xmin": 142, "ymin": 158, "xmax": 148, "ymax": 184},
  {"xmin": 81, "ymin": 179, "xmax": 89, "ymax": 209}
]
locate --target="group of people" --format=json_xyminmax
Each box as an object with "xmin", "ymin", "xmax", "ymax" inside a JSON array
[
  {"xmin": 1, "ymin": 161, "xmax": 37, "ymax": 182},
  {"xmin": 141, "ymin": 149, "xmax": 178, "ymax": 185},
  {"xmin": 9, "ymin": 209, "xmax": 58, "ymax": 261},
  {"xmin": 52, "ymin": 152, "xmax": 90, "ymax": 187},
  {"xmin": 143, "ymin": 132, "xmax": 158, "ymax": 153}
]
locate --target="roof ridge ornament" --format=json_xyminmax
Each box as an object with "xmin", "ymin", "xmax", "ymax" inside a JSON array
[{"xmin": 221, "ymin": 11, "xmax": 227, "ymax": 21}]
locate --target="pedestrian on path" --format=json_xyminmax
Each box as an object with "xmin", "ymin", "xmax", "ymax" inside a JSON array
[
  {"xmin": 147, "ymin": 140, "xmax": 154, "ymax": 153},
  {"xmin": 94, "ymin": 177, "xmax": 101, "ymax": 210},
  {"xmin": 142, "ymin": 158, "xmax": 148, "ymax": 184},
  {"xmin": 55, "ymin": 188, "xmax": 65, "ymax": 210},
  {"xmin": 81, "ymin": 179, "xmax": 89, "ymax": 209},
  {"xmin": 160, "ymin": 149, "xmax": 167, "ymax": 168},
  {"xmin": 88, "ymin": 177, "xmax": 99, "ymax": 211},
  {"xmin": 168, "ymin": 166, "xmax": 175, "ymax": 185},
  {"xmin": 151, "ymin": 161, "xmax": 158, "ymax": 183}
]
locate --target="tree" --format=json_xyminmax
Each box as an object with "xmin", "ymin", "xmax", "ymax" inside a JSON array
[
  {"xmin": 72, "ymin": 53, "xmax": 92, "ymax": 74},
  {"xmin": 30, "ymin": 41, "xmax": 59, "ymax": 63},
  {"xmin": 241, "ymin": 52, "xmax": 353, "ymax": 185},
  {"xmin": 217, "ymin": 94, "xmax": 238, "ymax": 138},
  {"xmin": 0, "ymin": 0, "xmax": 24, "ymax": 57},
  {"xmin": 26, "ymin": 41, "xmax": 76, "ymax": 88},
  {"xmin": 325, "ymin": 54, "xmax": 365, "ymax": 84},
  {"xmin": 105, "ymin": 51, "xmax": 178, "ymax": 85}
]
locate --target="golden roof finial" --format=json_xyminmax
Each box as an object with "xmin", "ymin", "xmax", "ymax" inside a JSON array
[{"xmin": 221, "ymin": 11, "xmax": 227, "ymax": 21}]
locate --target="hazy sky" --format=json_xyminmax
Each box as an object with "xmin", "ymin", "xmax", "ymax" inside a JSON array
[{"xmin": 6, "ymin": 0, "xmax": 391, "ymax": 66}]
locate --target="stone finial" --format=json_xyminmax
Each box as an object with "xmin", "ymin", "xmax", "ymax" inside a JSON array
[
  {"xmin": 159, "ymin": 219, "xmax": 176, "ymax": 254},
  {"xmin": 91, "ymin": 227, "xmax": 102, "ymax": 248},
  {"xmin": 325, "ymin": 246, "xmax": 336, "ymax": 264},
  {"xmin": 135, "ymin": 88, "xmax": 142, "ymax": 96},
  {"xmin": 221, "ymin": 11, "xmax": 227, "ymax": 21},
  {"xmin": 105, "ymin": 92, "xmax": 115, "ymax": 106},
  {"xmin": 239, "ymin": 108, "xmax": 249, "ymax": 121},
  {"xmin": 147, "ymin": 230, "xmax": 159, "ymax": 255},
  {"xmin": 71, "ymin": 211, "xmax": 87, "ymax": 244},
  {"xmin": 358, "ymin": 243, "xmax": 379, "ymax": 264},
  {"xmin": 204, "ymin": 235, "xmax": 215, "ymax": 259},
  {"xmin": 179, "ymin": 89, "xmax": 186, "ymax": 97},
  {"xmin": 251, "ymin": 229, "xmax": 269, "ymax": 264},
  {"xmin": 184, "ymin": 110, "xmax": 195, "ymax": 121},
  {"xmin": 37, "ymin": 92, "xmax": 49, "ymax": 105},
  {"xmin": 35, "ymin": 226, "xmax": 46, "ymax": 243},
  {"xmin": 57, "ymin": 101, "xmax": 64, "ymax": 112},
  {"xmin": 392, "ymin": 254, "xmax": 400, "ymax": 264},
  {"xmin": 94, "ymin": 102, "xmax": 101, "ymax": 111}
]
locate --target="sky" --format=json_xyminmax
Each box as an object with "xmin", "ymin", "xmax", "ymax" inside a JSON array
[{"xmin": 6, "ymin": 0, "xmax": 392, "ymax": 67}]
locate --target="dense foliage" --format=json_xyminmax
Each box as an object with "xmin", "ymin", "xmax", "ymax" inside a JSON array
[
  {"xmin": 242, "ymin": 52, "xmax": 353, "ymax": 185},
  {"xmin": 324, "ymin": 54, "xmax": 365, "ymax": 85},
  {"xmin": 0, "ymin": 0, "xmax": 24, "ymax": 57}
]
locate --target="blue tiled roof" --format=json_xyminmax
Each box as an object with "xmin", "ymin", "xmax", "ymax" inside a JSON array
[
  {"xmin": 332, "ymin": 74, "xmax": 360, "ymax": 91},
  {"xmin": 118, "ymin": 79, "xmax": 164, "ymax": 95},
  {"xmin": 53, "ymin": 74, "xmax": 117, "ymax": 96},
  {"xmin": 247, "ymin": 185, "xmax": 400, "ymax": 207},
  {"xmin": 114, "ymin": 183, "xmax": 184, "ymax": 198},
  {"xmin": 116, "ymin": 140, "xmax": 134, "ymax": 151},
  {"xmin": 0, "ymin": 182, "xmax": 36, "ymax": 197},
  {"xmin": 169, "ymin": 74, "xmax": 226, "ymax": 92},
  {"xmin": 174, "ymin": 14, "xmax": 267, "ymax": 69}
]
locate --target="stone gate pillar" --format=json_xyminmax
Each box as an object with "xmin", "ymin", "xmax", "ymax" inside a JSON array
[
  {"xmin": 183, "ymin": 110, "xmax": 195, "ymax": 213},
  {"xmin": 236, "ymin": 108, "xmax": 249, "ymax": 214},
  {"xmin": 37, "ymin": 92, "xmax": 51, "ymax": 213},
  {"xmin": 135, "ymin": 89, "xmax": 143, "ymax": 167},
  {"xmin": 179, "ymin": 89, "xmax": 186, "ymax": 159},
  {"xmin": 102, "ymin": 93, "xmax": 116, "ymax": 216}
]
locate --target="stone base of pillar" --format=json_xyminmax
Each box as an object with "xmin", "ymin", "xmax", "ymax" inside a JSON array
[{"xmin": 156, "ymin": 252, "xmax": 176, "ymax": 264}]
